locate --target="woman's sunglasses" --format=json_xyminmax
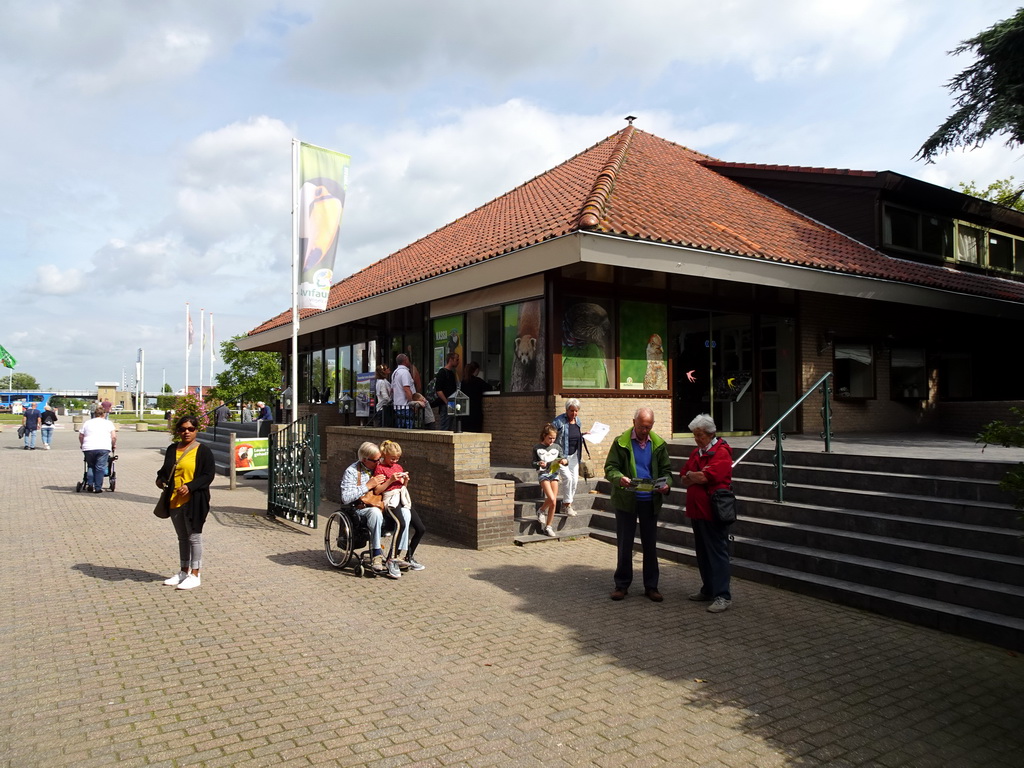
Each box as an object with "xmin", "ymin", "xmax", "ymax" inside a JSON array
[{"xmin": 179, "ymin": 426, "xmax": 197, "ymax": 433}]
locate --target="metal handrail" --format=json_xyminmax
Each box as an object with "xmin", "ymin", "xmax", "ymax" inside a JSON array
[{"xmin": 730, "ymin": 371, "xmax": 833, "ymax": 503}]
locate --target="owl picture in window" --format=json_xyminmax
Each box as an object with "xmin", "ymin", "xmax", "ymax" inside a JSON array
[
  {"xmin": 643, "ymin": 333, "xmax": 668, "ymax": 390},
  {"xmin": 562, "ymin": 302, "xmax": 611, "ymax": 388}
]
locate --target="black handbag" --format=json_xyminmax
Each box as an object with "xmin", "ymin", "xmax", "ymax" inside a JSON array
[
  {"xmin": 153, "ymin": 488, "xmax": 172, "ymax": 519},
  {"xmin": 709, "ymin": 487, "xmax": 738, "ymax": 525}
]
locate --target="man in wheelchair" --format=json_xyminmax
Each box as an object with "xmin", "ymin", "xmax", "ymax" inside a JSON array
[{"xmin": 340, "ymin": 441, "xmax": 402, "ymax": 578}]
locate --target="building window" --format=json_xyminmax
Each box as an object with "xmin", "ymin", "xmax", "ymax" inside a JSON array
[
  {"xmin": 956, "ymin": 223, "xmax": 985, "ymax": 264},
  {"xmin": 561, "ymin": 297, "xmax": 614, "ymax": 389},
  {"xmin": 503, "ymin": 299, "xmax": 545, "ymax": 392},
  {"xmin": 618, "ymin": 300, "xmax": 667, "ymax": 390},
  {"xmin": 882, "ymin": 206, "xmax": 952, "ymax": 259},
  {"xmin": 891, "ymin": 347, "xmax": 926, "ymax": 400},
  {"xmin": 988, "ymin": 233, "xmax": 1015, "ymax": 271},
  {"xmin": 834, "ymin": 343, "xmax": 875, "ymax": 399}
]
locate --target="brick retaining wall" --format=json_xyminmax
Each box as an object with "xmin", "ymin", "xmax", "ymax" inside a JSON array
[{"xmin": 324, "ymin": 426, "xmax": 512, "ymax": 549}]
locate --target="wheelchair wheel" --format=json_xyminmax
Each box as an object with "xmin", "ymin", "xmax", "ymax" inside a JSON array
[
  {"xmin": 324, "ymin": 512, "xmax": 354, "ymax": 569},
  {"xmin": 75, "ymin": 481, "xmax": 83, "ymax": 493},
  {"xmin": 353, "ymin": 563, "xmax": 365, "ymax": 578}
]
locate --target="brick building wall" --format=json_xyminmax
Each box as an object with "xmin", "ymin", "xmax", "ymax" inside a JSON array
[
  {"xmin": 482, "ymin": 394, "xmax": 671, "ymax": 469},
  {"xmin": 932, "ymin": 401, "xmax": 1024, "ymax": 436},
  {"xmin": 800, "ymin": 294, "xmax": 928, "ymax": 433}
]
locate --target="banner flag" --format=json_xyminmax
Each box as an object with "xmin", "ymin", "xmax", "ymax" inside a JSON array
[
  {"xmin": 187, "ymin": 305, "xmax": 194, "ymax": 352},
  {"xmin": 297, "ymin": 142, "xmax": 350, "ymax": 310},
  {"xmin": 0, "ymin": 343, "xmax": 16, "ymax": 369},
  {"xmin": 210, "ymin": 313, "xmax": 216, "ymax": 362}
]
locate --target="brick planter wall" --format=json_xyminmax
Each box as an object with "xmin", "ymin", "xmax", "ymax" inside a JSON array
[{"xmin": 324, "ymin": 426, "xmax": 511, "ymax": 549}]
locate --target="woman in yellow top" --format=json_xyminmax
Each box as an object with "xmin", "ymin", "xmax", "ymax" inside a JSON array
[{"xmin": 156, "ymin": 415, "xmax": 216, "ymax": 590}]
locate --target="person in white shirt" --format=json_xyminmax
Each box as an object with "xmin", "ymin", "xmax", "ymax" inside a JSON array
[
  {"xmin": 79, "ymin": 408, "xmax": 118, "ymax": 493},
  {"xmin": 391, "ymin": 354, "xmax": 416, "ymax": 428}
]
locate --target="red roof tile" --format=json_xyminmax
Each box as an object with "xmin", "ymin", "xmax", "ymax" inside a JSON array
[{"xmin": 248, "ymin": 128, "xmax": 1024, "ymax": 335}]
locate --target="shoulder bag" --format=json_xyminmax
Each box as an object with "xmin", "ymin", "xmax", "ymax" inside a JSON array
[
  {"xmin": 154, "ymin": 442, "xmax": 198, "ymax": 518},
  {"xmin": 709, "ymin": 487, "xmax": 738, "ymax": 526},
  {"xmin": 578, "ymin": 441, "xmax": 596, "ymax": 480}
]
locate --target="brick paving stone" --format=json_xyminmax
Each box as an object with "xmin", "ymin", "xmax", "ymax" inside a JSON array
[{"xmin": 3, "ymin": 427, "xmax": 1024, "ymax": 767}]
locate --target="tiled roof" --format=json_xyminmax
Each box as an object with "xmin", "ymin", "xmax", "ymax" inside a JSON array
[{"xmin": 248, "ymin": 128, "xmax": 1024, "ymax": 335}]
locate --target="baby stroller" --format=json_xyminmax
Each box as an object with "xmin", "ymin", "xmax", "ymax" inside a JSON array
[
  {"xmin": 324, "ymin": 504, "xmax": 395, "ymax": 577},
  {"xmin": 76, "ymin": 453, "xmax": 117, "ymax": 493}
]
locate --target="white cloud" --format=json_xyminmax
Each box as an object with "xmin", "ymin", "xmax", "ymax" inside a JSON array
[
  {"xmin": 0, "ymin": 0, "xmax": 276, "ymax": 96},
  {"xmin": 35, "ymin": 264, "xmax": 84, "ymax": 295},
  {"xmin": 284, "ymin": 0, "xmax": 916, "ymax": 92}
]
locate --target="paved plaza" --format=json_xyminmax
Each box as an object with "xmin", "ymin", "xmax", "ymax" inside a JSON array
[{"xmin": 2, "ymin": 425, "xmax": 1023, "ymax": 767}]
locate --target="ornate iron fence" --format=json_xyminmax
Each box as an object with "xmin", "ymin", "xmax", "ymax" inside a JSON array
[{"xmin": 268, "ymin": 414, "xmax": 320, "ymax": 528}]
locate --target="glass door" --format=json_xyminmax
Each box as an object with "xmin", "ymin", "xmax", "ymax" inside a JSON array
[{"xmin": 670, "ymin": 309, "xmax": 753, "ymax": 434}]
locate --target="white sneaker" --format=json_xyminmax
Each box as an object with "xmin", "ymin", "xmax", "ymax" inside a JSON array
[
  {"xmin": 536, "ymin": 510, "xmax": 545, "ymax": 525},
  {"xmin": 564, "ymin": 503, "xmax": 577, "ymax": 517},
  {"xmin": 544, "ymin": 525, "xmax": 557, "ymax": 537},
  {"xmin": 176, "ymin": 574, "xmax": 202, "ymax": 590},
  {"xmin": 706, "ymin": 596, "xmax": 731, "ymax": 613},
  {"xmin": 163, "ymin": 571, "xmax": 188, "ymax": 586}
]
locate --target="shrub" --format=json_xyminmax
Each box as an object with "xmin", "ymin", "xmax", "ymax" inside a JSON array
[
  {"xmin": 978, "ymin": 407, "xmax": 1024, "ymax": 516},
  {"xmin": 171, "ymin": 392, "xmax": 210, "ymax": 441}
]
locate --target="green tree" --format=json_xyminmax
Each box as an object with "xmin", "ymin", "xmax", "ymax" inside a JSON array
[
  {"xmin": 958, "ymin": 176, "xmax": 1024, "ymax": 211},
  {"xmin": 7, "ymin": 372, "xmax": 40, "ymax": 390},
  {"xmin": 209, "ymin": 336, "xmax": 281, "ymax": 406},
  {"xmin": 917, "ymin": 9, "xmax": 1024, "ymax": 162}
]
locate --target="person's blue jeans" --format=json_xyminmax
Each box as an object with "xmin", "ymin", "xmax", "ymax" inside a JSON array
[
  {"xmin": 40, "ymin": 426, "xmax": 54, "ymax": 446},
  {"xmin": 356, "ymin": 507, "xmax": 384, "ymax": 551},
  {"xmin": 23, "ymin": 428, "xmax": 37, "ymax": 448},
  {"xmin": 84, "ymin": 450, "xmax": 110, "ymax": 490},
  {"xmin": 614, "ymin": 499, "xmax": 659, "ymax": 591},
  {"xmin": 691, "ymin": 518, "xmax": 731, "ymax": 600},
  {"xmin": 439, "ymin": 409, "xmax": 453, "ymax": 431}
]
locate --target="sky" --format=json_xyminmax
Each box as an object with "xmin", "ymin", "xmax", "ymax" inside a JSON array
[{"xmin": 1, "ymin": 0, "xmax": 1022, "ymax": 392}]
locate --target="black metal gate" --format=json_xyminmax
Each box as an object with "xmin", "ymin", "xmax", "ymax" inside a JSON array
[{"xmin": 268, "ymin": 414, "xmax": 320, "ymax": 528}]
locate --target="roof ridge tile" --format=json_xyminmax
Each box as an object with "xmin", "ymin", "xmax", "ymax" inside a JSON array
[{"xmin": 577, "ymin": 125, "xmax": 635, "ymax": 229}]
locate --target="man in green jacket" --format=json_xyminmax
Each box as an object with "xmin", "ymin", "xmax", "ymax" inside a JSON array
[{"xmin": 604, "ymin": 407, "xmax": 673, "ymax": 602}]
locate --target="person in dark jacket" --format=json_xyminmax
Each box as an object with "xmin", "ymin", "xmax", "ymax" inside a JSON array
[
  {"xmin": 156, "ymin": 415, "xmax": 216, "ymax": 590},
  {"xmin": 604, "ymin": 407, "xmax": 673, "ymax": 602},
  {"xmin": 434, "ymin": 352, "xmax": 460, "ymax": 430},
  {"xmin": 459, "ymin": 361, "xmax": 490, "ymax": 433},
  {"xmin": 39, "ymin": 405, "xmax": 58, "ymax": 449}
]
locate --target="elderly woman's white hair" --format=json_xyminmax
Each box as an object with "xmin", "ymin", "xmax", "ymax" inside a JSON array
[
  {"xmin": 564, "ymin": 398, "xmax": 581, "ymax": 411},
  {"xmin": 357, "ymin": 441, "xmax": 381, "ymax": 460},
  {"xmin": 688, "ymin": 413, "xmax": 717, "ymax": 434}
]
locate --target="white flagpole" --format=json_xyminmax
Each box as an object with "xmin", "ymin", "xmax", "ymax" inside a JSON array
[
  {"xmin": 291, "ymin": 138, "xmax": 300, "ymax": 423},
  {"xmin": 209, "ymin": 312, "xmax": 215, "ymax": 389},
  {"xmin": 185, "ymin": 303, "xmax": 191, "ymax": 396},
  {"xmin": 199, "ymin": 308, "xmax": 205, "ymax": 399}
]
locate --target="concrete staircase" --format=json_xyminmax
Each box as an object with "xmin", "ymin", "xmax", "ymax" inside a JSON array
[
  {"xmin": 493, "ymin": 467, "xmax": 602, "ymax": 544},
  {"xmin": 529, "ymin": 447, "xmax": 1024, "ymax": 651}
]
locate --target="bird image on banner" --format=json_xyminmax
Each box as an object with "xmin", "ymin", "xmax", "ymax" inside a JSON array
[{"xmin": 301, "ymin": 182, "xmax": 344, "ymax": 275}]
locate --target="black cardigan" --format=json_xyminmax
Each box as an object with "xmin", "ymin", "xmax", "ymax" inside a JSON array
[{"xmin": 156, "ymin": 442, "xmax": 216, "ymax": 532}]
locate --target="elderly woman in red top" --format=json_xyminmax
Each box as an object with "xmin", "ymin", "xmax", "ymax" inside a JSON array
[{"xmin": 680, "ymin": 413, "xmax": 734, "ymax": 613}]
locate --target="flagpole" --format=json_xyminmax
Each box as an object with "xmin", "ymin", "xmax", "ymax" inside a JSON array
[
  {"xmin": 291, "ymin": 138, "xmax": 300, "ymax": 423},
  {"xmin": 209, "ymin": 312, "xmax": 214, "ymax": 389},
  {"xmin": 185, "ymin": 303, "xmax": 190, "ymax": 397},
  {"xmin": 199, "ymin": 308, "xmax": 205, "ymax": 399}
]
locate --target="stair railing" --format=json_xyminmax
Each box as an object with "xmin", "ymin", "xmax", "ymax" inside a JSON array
[{"xmin": 731, "ymin": 371, "xmax": 833, "ymax": 503}]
